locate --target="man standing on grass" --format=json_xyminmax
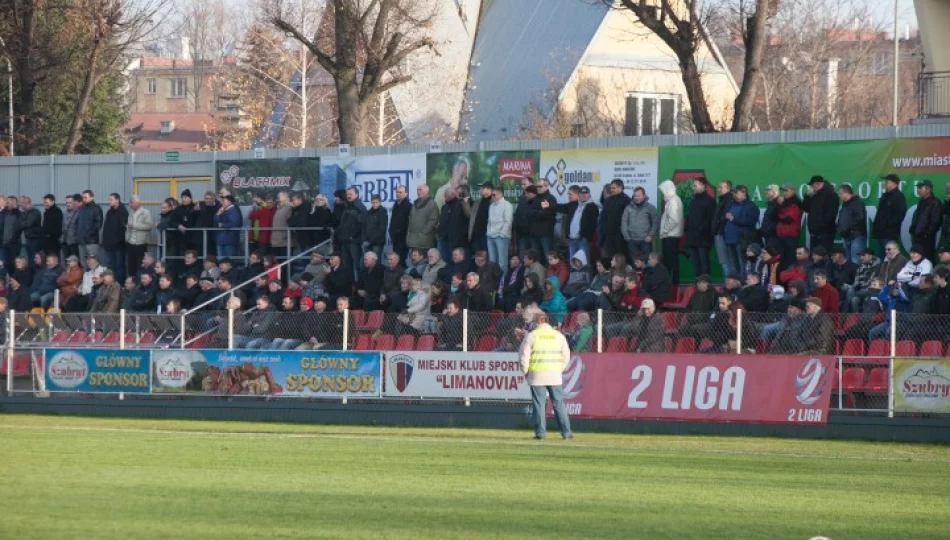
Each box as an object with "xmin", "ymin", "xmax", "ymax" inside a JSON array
[{"xmin": 519, "ymin": 312, "xmax": 573, "ymax": 441}]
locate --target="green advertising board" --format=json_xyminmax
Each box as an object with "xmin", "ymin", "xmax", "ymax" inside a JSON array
[
  {"xmin": 427, "ymin": 150, "xmax": 540, "ymax": 208},
  {"xmin": 658, "ymin": 137, "xmax": 950, "ymax": 281}
]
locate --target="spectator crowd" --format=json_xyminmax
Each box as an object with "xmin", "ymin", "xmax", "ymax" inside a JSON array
[{"xmin": 2, "ymin": 172, "xmax": 950, "ymax": 354}]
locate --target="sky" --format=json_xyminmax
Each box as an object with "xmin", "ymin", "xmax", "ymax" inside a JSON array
[{"xmin": 865, "ymin": 0, "xmax": 919, "ymax": 33}]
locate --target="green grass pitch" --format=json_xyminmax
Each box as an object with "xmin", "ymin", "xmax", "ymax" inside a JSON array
[{"xmin": 1, "ymin": 414, "xmax": 948, "ymax": 539}]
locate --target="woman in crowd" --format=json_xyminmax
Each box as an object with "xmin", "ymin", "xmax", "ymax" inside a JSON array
[
  {"xmin": 520, "ymin": 273, "xmax": 544, "ymax": 307},
  {"xmin": 540, "ymin": 276, "xmax": 567, "ymax": 324},
  {"xmin": 429, "ymin": 281, "xmax": 447, "ymax": 315}
]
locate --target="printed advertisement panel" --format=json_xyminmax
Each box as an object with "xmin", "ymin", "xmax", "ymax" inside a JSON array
[
  {"xmin": 554, "ymin": 354, "xmax": 834, "ymax": 424},
  {"xmin": 382, "ymin": 352, "xmax": 530, "ymax": 399},
  {"xmin": 45, "ymin": 348, "xmax": 150, "ymax": 394},
  {"xmin": 539, "ymin": 147, "xmax": 659, "ymax": 203},
  {"xmin": 427, "ymin": 151, "xmax": 540, "ymax": 207},
  {"xmin": 321, "ymin": 153, "xmax": 426, "ymax": 211},
  {"xmin": 893, "ymin": 358, "xmax": 950, "ymax": 413},
  {"xmin": 216, "ymin": 158, "xmax": 320, "ymax": 206},
  {"xmin": 150, "ymin": 350, "xmax": 381, "ymax": 397}
]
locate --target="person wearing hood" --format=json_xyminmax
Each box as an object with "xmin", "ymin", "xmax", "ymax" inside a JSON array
[
  {"xmin": 621, "ymin": 186, "xmax": 658, "ymax": 262},
  {"xmin": 836, "ymin": 184, "xmax": 868, "ymax": 264},
  {"xmin": 802, "ymin": 176, "xmax": 839, "ymax": 253},
  {"xmin": 545, "ymin": 251, "xmax": 570, "ymax": 293},
  {"xmin": 603, "ymin": 179, "xmax": 633, "ymax": 262},
  {"xmin": 563, "ymin": 251, "xmax": 593, "ymax": 298},
  {"xmin": 658, "ymin": 180, "xmax": 684, "ymax": 285},
  {"xmin": 758, "ymin": 245, "xmax": 782, "ymax": 290},
  {"xmin": 685, "ymin": 178, "xmax": 716, "ymax": 278},
  {"xmin": 846, "ymin": 248, "xmax": 881, "ymax": 312},
  {"xmin": 539, "ymin": 276, "xmax": 567, "ymax": 324},
  {"xmin": 776, "ymin": 184, "xmax": 803, "ymax": 272},
  {"xmin": 723, "ymin": 185, "xmax": 760, "ymax": 280}
]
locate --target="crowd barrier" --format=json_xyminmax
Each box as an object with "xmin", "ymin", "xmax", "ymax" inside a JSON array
[{"xmin": 7, "ymin": 345, "xmax": 950, "ymax": 425}]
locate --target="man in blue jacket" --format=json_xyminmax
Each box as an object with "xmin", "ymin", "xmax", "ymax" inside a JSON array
[
  {"xmin": 214, "ymin": 195, "xmax": 243, "ymax": 259},
  {"xmin": 723, "ymin": 185, "xmax": 760, "ymax": 280}
]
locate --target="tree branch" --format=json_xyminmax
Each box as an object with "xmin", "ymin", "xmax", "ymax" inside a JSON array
[{"xmin": 271, "ymin": 17, "xmax": 339, "ymax": 76}]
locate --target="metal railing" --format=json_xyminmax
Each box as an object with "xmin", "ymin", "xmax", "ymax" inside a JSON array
[
  {"xmin": 919, "ymin": 71, "xmax": 950, "ymax": 118},
  {"xmin": 157, "ymin": 226, "xmax": 332, "ymax": 267}
]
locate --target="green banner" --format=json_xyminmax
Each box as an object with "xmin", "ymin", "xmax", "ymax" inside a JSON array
[
  {"xmin": 658, "ymin": 137, "xmax": 950, "ymax": 280},
  {"xmin": 427, "ymin": 151, "xmax": 539, "ymax": 207}
]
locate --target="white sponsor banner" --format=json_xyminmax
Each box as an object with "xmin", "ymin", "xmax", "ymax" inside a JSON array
[
  {"xmin": 320, "ymin": 153, "xmax": 426, "ymax": 210},
  {"xmin": 383, "ymin": 351, "xmax": 530, "ymax": 399},
  {"xmin": 540, "ymin": 147, "xmax": 659, "ymax": 203}
]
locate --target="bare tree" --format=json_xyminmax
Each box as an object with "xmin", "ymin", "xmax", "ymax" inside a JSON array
[
  {"xmin": 270, "ymin": 0, "xmax": 438, "ymax": 145},
  {"xmin": 61, "ymin": 0, "xmax": 170, "ymax": 154},
  {"xmin": 180, "ymin": 0, "xmax": 230, "ymax": 113},
  {"xmin": 730, "ymin": 0, "xmax": 770, "ymax": 131}
]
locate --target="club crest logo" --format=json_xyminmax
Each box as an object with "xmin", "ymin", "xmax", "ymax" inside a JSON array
[{"xmin": 389, "ymin": 354, "xmax": 415, "ymax": 393}]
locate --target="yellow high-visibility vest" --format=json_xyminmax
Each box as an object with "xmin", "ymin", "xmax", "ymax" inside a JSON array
[{"xmin": 528, "ymin": 326, "xmax": 563, "ymax": 373}]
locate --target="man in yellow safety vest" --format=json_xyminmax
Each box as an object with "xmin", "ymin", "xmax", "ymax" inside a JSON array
[{"xmin": 519, "ymin": 312, "xmax": 573, "ymax": 440}]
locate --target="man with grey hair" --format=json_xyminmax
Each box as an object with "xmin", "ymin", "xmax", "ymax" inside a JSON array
[
  {"xmin": 125, "ymin": 195, "xmax": 153, "ymax": 280},
  {"xmin": 271, "ymin": 190, "xmax": 292, "ymax": 259},
  {"xmin": 62, "ymin": 194, "xmax": 81, "ymax": 261},
  {"xmin": 761, "ymin": 184, "xmax": 780, "ymax": 249},
  {"xmin": 459, "ymin": 271, "xmax": 492, "ymax": 312},
  {"xmin": 422, "ymin": 248, "xmax": 445, "ymax": 285},
  {"xmin": 407, "ymin": 184, "xmax": 439, "ymax": 253}
]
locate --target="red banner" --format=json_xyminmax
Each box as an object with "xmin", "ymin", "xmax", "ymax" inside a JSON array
[{"xmin": 555, "ymin": 354, "xmax": 834, "ymax": 424}]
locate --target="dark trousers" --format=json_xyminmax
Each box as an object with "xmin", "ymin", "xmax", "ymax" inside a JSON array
[
  {"xmin": 777, "ymin": 236, "xmax": 797, "ymax": 271},
  {"xmin": 103, "ymin": 249, "xmax": 126, "ymax": 283},
  {"xmin": 689, "ymin": 246, "xmax": 711, "ymax": 278},
  {"xmin": 809, "ymin": 232, "xmax": 834, "ymax": 253},
  {"xmin": 24, "ymin": 238, "xmax": 41, "ymax": 264},
  {"xmin": 913, "ymin": 234, "xmax": 937, "ymax": 265},
  {"xmin": 662, "ymin": 237, "xmax": 680, "ymax": 284},
  {"xmin": 127, "ymin": 244, "xmax": 147, "ymax": 281},
  {"xmin": 63, "ymin": 244, "xmax": 79, "ymax": 261},
  {"xmin": 602, "ymin": 234, "xmax": 628, "ymax": 263}
]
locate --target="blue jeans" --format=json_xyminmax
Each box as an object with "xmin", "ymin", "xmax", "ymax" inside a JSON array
[
  {"xmin": 530, "ymin": 385, "xmax": 572, "ymax": 439},
  {"xmin": 518, "ymin": 236, "xmax": 540, "ymax": 258},
  {"xmin": 271, "ymin": 338, "xmax": 302, "ymax": 350},
  {"xmin": 103, "ymin": 249, "xmax": 126, "ymax": 283},
  {"xmin": 247, "ymin": 338, "xmax": 272, "ymax": 349},
  {"xmin": 726, "ymin": 243, "xmax": 746, "ymax": 279},
  {"xmin": 217, "ymin": 243, "xmax": 237, "ymax": 259},
  {"xmin": 714, "ymin": 235, "xmax": 733, "ymax": 278},
  {"xmin": 31, "ymin": 291, "xmax": 55, "ymax": 309},
  {"xmin": 843, "ymin": 236, "xmax": 866, "ymax": 265},
  {"xmin": 487, "ymin": 237, "xmax": 510, "ymax": 272},
  {"xmin": 869, "ymin": 321, "xmax": 891, "ymax": 341},
  {"xmin": 760, "ymin": 320, "xmax": 785, "ymax": 341},
  {"xmin": 232, "ymin": 335, "xmax": 252, "ymax": 349},
  {"xmin": 538, "ymin": 236, "xmax": 553, "ymax": 263},
  {"xmin": 689, "ymin": 246, "xmax": 710, "ymax": 278},
  {"xmin": 568, "ymin": 238, "xmax": 591, "ymax": 264}
]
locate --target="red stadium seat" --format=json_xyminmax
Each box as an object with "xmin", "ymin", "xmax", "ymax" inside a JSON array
[
  {"xmin": 920, "ymin": 341, "xmax": 943, "ymax": 357},
  {"xmin": 68, "ymin": 331, "xmax": 88, "ymax": 343},
  {"xmin": 103, "ymin": 331, "xmax": 121, "ymax": 344},
  {"xmin": 351, "ymin": 310, "xmax": 367, "ymax": 330},
  {"xmin": 866, "ymin": 368, "xmax": 889, "ymax": 392},
  {"xmin": 662, "ymin": 312, "xmax": 680, "ymax": 332},
  {"xmin": 376, "ymin": 334, "xmax": 395, "ymax": 350},
  {"xmin": 475, "ymin": 335, "xmax": 497, "ymax": 352},
  {"xmin": 675, "ymin": 337, "xmax": 696, "ymax": 353},
  {"xmin": 896, "ymin": 340, "xmax": 917, "ymax": 357},
  {"xmin": 52, "ymin": 330, "xmax": 71, "ymax": 343},
  {"xmin": 139, "ymin": 332, "xmax": 156, "ymax": 344},
  {"xmin": 831, "ymin": 368, "xmax": 840, "ymax": 390},
  {"xmin": 698, "ymin": 338, "xmax": 715, "ymax": 351},
  {"xmin": 665, "ymin": 337, "xmax": 673, "ymax": 353},
  {"xmin": 561, "ymin": 312, "xmax": 580, "ymax": 332},
  {"xmin": 841, "ymin": 339, "xmax": 866, "ymax": 357},
  {"xmin": 868, "ymin": 339, "xmax": 890, "ymax": 357},
  {"xmin": 189, "ymin": 334, "xmax": 212, "ymax": 349},
  {"xmin": 395, "ymin": 334, "xmax": 415, "ymax": 350},
  {"xmin": 361, "ymin": 310, "xmax": 382, "ymax": 331},
  {"xmin": 606, "ymin": 336, "xmax": 627, "ymax": 352},
  {"xmin": 487, "ymin": 311, "xmax": 505, "ymax": 332},
  {"xmin": 838, "ymin": 313, "xmax": 861, "ymax": 335},
  {"xmin": 664, "ymin": 285, "xmax": 695, "ymax": 310},
  {"xmin": 416, "ymin": 335, "xmax": 435, "ymax": 351},
  {"xmin": 841, "ymin": 367, "xmax": 867, "ymax": 390},
  {"xmin": 354, "ymin": 334, "xmax": 373, "ymax": 351}
]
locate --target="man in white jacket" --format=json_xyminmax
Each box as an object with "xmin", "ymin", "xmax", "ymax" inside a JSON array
[
  {"xmin": 658, "ymin": 180, "xmax": 684, "ymax": 285},
  {"xmin": 896, "ymin": 244, "xmax": 934, "ymax": 292},
  {"xmin": 125, "ymin": 196, "xmax": 154, "ymax": 281},
  {"xmin": 486, "ymin": 184, "xmax": 513, "ymax": 272},
  {"xmin": 519, "ymin": 312, "xmax": 573, "ymax": 440}
]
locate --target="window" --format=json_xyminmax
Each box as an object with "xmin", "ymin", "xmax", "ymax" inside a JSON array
[
  {"xmin": 146, "ymin": 78, "xmax": 156, "ymax": 94},
  {"xmin": 624, "ymin": 93, "xmax": 678, "ymax": 136},
  {"xmin": 170, "ymin": 78, "xmax": 188, "ymax": 97}
]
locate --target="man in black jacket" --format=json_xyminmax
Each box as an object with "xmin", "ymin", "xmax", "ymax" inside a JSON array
[
  {"xmin": 514, "ymin": 184, "xmax": 538, "ymax": 257},
  {"xmin": 533, "ymin": 179, "xmax": 558, "ymax": 263},
  {"xmin": 437, "ymin": 187, "xmax": 469, "ymax": 264},
  {"xmin": 41, "ymin": 194, "xmax": 62, "ymax": 258},
  {"xmin": 466, "ymin": 183, "xmax": 493, "ymax": 255},
  {"xmin": 323, "ymin": 252, "xmax": 353, "ymax": 306},
  {"xmin": 558, "ymin": 185, "xmax": 598, "ymax": 264},
  {"xmin": 356, "ymin": 251, "xmax": 385, "ymax": 311},
  {"xmin": 289, "ymin": 193, "xmax": 311, "ymax": 259},
  {"xmin": 686, "ymin": 178, "xmax": 716, "ymax": 277},
  {"xmin": 335, "ymin": 197, "xmax": 363, "ymax": 281},
  {"xmin": 175, "ymin": 189, "xmax": 199, "ymax": 252},
  {"xmin": 911, "ymin": 179, "xmax": 942, "ymax": 264},
  {"xmin": 713, "ymin": 180, "xmax": 735, "ymax": 277},
  {"xmin": 601, "ymin": 179, "xmax": 631, "ymax": 262},
  {"xmin": 102, "ymin": 193, "xmax": 129, "ymax": 282},
  {"xmin": 361, "ymin": 194, "xmax": 388, "ymax": 263},
  {"xmin": 802, "ymin": 175, "xmax": 839, "ymax": 253},
  {"xmin": 389, "ymin": 185, "xmax": 412, "ymax": 261},
  {"xmin": 835, "ymin": 185, "xmax": 867, "ymax": 264},
  {"xmin": 195, "ymin": 192, "xmax": 220, "ymax": 256},
  {"xmin": 459, "ymin": 272, "xmax": 493, "ymax": 312},
  {"xmin": 873, "ymin": 174, "xmax": 907, "ymax": 258},
  {"xmin": 640, "ymin": 253, "xmax": 672, "ymax": 306},
  {"xmin": 18, "ymin": 196, "xmax": 42, "ymax": 265},
  {"xmin": 737, "ymin": 272, "xmax": 769, "ymax": 312}
]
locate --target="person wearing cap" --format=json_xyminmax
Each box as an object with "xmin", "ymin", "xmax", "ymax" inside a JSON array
[
  {"xmin": 125, "ymin": 195, "xmax": 153, "ymax": 280},
  {"xmin": 89, "ymin": 269, "xmax": 121, "ymax": 313},
  {"xmin": 685, "ymin": 177, "xmax": 716, "ymax": 278},
  {"xmin": 897, "ymin": 244, "xmax": 934, "ymax": 291},
  {"xmin": 835, "ymin": 184, "xmax": 867, "ymax": 265},
  {"xmin": 936, "ymin": 246, "xmax": 950, "ymax": 273},
  {"xmin": 484, "ymin": 185, "xmax": 513, "ymax": 272},
  {"xmin": 56, "ymin": 254, "xmax": 83, "ymax": 307},
  {"xmin": 911, "ymin": 179, "xmax": 942, "ymax": 263},
  {"xmin": 657, "ymin": 180, "xmax": 684, "ymax": 285},
  {"xmin": 802, "ymin": 175, "xmax": 839, "ymax": 253},
  {"xmin": 776, "ymin": 183, "xmax": 803, "ymax": 272},
  {"xmin": 769, "ymin": 300, "xmax": 807, "ymax": 354},
  {"xmin": 214, "ymin": 194, "xmax": 243, "ymax": 259},
  {"xmin": 801, "ymin": 296, "xmax": 834, "ymax": 355},
  {"xmin": 174, "ymin": 189, "xmax": 199, "ymax": 253},
  {"xmin": 519, "ymin": 312, "xmax": 573, "ymax": 440},
  {"xmin": 872, "ymin": 174, "xmax": 907, "ymax": 258},
  {"xmin": 557, "ymin": 185, "xmax": 598, "ymax": 266},
  {"xmin": 869, "ymin": 278, "xmax": 911, "ymax": 341},
  {"xmin": 466, "ymin": 182, "xmax": 494, "ymax": 256}
]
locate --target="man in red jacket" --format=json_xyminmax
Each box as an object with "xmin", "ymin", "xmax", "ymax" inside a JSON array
[
  {"xmin": 248, "ymin": 195, "xmax": 276, "ymax": 255},
  {"xmin": 811, "ymin": 268, "xmax": 840, "ymax": 314},
  {"xmin": 776, "ymin": 184, "xmax": 803, "ymax": 271}
]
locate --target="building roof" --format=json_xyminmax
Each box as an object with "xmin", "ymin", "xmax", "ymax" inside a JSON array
[
  {"xmin": 460, "ymin": 0, "xmax": 610, "ymax": 142},
  {"xmin": 124, "ymin": 113, "xmax": 224, "ymax": 152}
]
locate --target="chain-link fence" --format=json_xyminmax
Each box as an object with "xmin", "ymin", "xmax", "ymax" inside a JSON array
[{"xmin": 8, "ymin": 311, "xmax": 185, "ymax": 349}]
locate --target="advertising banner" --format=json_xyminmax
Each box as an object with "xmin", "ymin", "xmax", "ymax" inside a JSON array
[
  {"xmin": 427, "ymin": 150, "xmax": 540, "ymax": 207},
  {"xmin": 320, "ymin": 153, "xmax": 426, "ymax": 211},
  {"xmin": 554, "ymin": 353, "xmax": 834, "ymax": 424},
  {"xmin": 539, "ymin": 147, "xmax": 659, "ymax": 203},
  {"xmin": 45, "ymin": 348, "xmax": 150, "ymax": 394},
  {"xmin": 151, "ymin": 349, "xmax": 381, "ymax": 397},
  {"xmin": 216, "ymin": 158, "xmax": 320, "ymax": 206},
  {"xmin": 893, "ymin": 358, "xmax": 950, "ymax": 413},
  {"xmin": 382, "ymin": 352, "xmax": 530, "ymax": 399}
]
